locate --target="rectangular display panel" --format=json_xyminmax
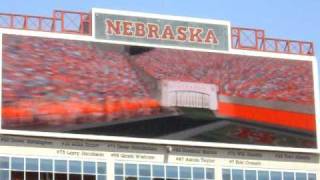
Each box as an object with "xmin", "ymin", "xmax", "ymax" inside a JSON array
[
  {"xmin": 94, "ymin": 13, "xmax": 229, "ymax": 51},
  {"xmin": 1, "ymin": 34, "xmax": 317, "ymax": 149}
]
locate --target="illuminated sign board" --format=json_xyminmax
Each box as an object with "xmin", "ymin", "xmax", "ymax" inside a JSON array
[{"xmin": 94, "ymin": 12, "xmax": 229, "ymax": 51}]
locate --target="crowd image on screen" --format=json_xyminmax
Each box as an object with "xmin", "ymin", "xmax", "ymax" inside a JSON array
[
  {"xmin": 2, "ymin": 35, "xmax": 160, "ymax": 128},
  {"xmin": 133, "ymin": 49, "xmax": 314, "ymax": 104},
  {"xmin": 1, "ymin": 35, "xmax": 314, "ymax": 130}
]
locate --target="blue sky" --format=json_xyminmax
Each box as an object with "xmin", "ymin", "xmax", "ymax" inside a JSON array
[{"xmin": 0, "ymin": 0, "xmax": 319, "ymax": 58}]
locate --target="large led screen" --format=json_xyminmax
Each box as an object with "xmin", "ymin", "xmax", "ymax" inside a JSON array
[{"xmin": 1, "ymin": 34, "xmax": 317, "ymax": 148}]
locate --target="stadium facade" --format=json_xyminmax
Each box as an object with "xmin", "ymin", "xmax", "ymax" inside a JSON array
[{"xmin": 0, "ymin": 8, "xmax": 319, "ymax": 180}]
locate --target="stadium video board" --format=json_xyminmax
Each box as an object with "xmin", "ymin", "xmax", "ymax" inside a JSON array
[{"xmin": 0, "ymin": 10, "xmax": 318, "ymax": 150}]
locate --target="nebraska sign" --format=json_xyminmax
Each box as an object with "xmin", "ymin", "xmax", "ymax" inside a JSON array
[{"xmin": 94, "ymin": 11, "xmax": 229, "ymax": 51}]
